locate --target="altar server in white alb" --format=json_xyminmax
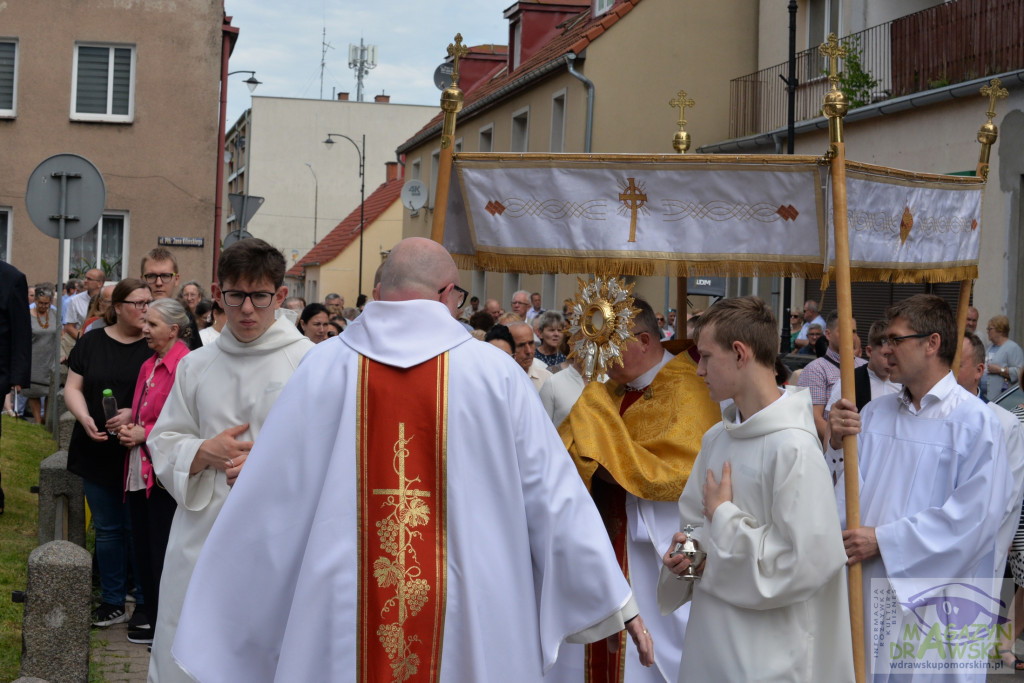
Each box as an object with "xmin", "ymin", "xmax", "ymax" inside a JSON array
[
  {"xmin": 829, "ymin": 294, "xmax": 1013, "ymax": 681},
  {"xmin": 659, "ymin": 296, "xmax": 854, "ymax": 682},
  {"xmin": 146, "ymin": 239, "xmax": 314, "ymax": 682},
  {"xmin": 171, "ymin": 237, "xmax": 653, "ymax": 682}
]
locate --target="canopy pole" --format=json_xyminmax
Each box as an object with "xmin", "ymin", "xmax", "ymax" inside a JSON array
[
  {"xmin": 820, "ymin": 34, "xmax": 865, "ymax": 683},
  {"xmin": 430, "ymin": 34, "xmax": 469, "ymax": 245},
  {"xmin": 954, "ymin": 79, "xmax": 1008, "ymax": 372}
]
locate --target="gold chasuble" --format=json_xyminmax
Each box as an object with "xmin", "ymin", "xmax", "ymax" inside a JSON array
[
  {"xmin": 357, "ymin": 354, "xmax": 448, "ymax": 683},
  {"xmin": 560, "ymin": 344, "xmax": 720, "ymax": 502}
]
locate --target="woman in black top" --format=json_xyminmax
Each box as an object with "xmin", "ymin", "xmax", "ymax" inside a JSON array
[{"xmin": 65, "ymin": 278, "xmax": 153, "ymax": 628}]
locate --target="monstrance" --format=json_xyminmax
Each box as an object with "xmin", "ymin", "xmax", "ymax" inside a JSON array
[{"xmin": 567, "ymin": 276, "xmax": 638, "ymax": 380}]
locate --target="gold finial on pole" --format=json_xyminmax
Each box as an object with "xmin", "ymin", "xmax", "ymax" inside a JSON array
[
  {"xmin": 447, "ymin": 33, "xmax": 470, "ymax": 88},
  {"xmin": 431, "ymin": 34, "xmax": 469, "ymax": 244},
  {"xmin": 669, "ymin": 90, "xmax": 695, "ymax": 154},
  {"xmin": 976, "ymin": 78, "xmax": 1008, "ymax": 181},
  {"xmin": 819, "ymin": 33, "xmax": 849, "ymax": 152}
]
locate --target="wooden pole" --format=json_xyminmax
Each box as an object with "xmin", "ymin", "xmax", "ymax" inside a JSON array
[
  {"xmin": 821, "ymin": 34, "xmax": 865, "ymax": 683},
  {"xmin": 430, "ymin": 34, "xmax": 469, "ymax": 245},
  {"xmin": 677, "ymin": 277, "xmax": 688, "ymax": 336},
  {"xmin": 954, "ymin": 79, "xmax": 1008, "ymax": 373}
]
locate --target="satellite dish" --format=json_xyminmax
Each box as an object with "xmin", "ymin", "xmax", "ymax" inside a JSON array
[
  {"xmin": 400, "ymin": 180, "xmax": 428, "ymax": 211},
  {"xmin": 223, "ymin": 229, "xmax": 253, "ymax": 248},
  {"xmin": 433, "ymin": 63, "xmax": 454, "ymax": 91}
]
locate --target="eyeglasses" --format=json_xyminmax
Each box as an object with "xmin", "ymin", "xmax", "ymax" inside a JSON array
[
  {"xmin": 438, "ymin": 284, "xmax": 469, "ymax": 309},
  {"xmin": 511, "ymin": 299, "xmax": 529, "ymax": 307},
  {"xmin": 143, "ymin": 272, "xmax": 177, "ymax": 283},
  {"xmin": 880, "ymin": 332, "xmax": 933, "ymax": 347},
  {"xmin": 120, "ymin": 299, "xmax": 153, "ymax": 310},
  {"xmin": 221, "ymin": 290, "xmax": 276, "ymax": 308}
]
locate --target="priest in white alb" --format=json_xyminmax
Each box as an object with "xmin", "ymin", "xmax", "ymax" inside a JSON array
[{"xmin": 171, "ymin": 238, "xmax": 653, "ymax": 682}]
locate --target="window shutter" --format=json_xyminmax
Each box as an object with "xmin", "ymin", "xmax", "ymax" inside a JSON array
[
  {"xmin": 76, "ymin": 46, "xmax": 110, "ymax": 114},
  {"xmin": 0, "ymin": 42, "xmax": 15, "ymax": 111},
  {"xmin": 112, "ymin": 48, "xmax": 131, "ymax": 116}
]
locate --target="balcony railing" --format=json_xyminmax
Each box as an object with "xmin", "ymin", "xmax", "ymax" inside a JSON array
[{"xmin": 728, "ymin": 0, "xmax": 1024, "ymax": 140}]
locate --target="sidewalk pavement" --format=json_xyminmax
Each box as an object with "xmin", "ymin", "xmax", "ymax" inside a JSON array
[{"xmin": 90, "ymin": 603, "xmax": 150, "ymax": 683}]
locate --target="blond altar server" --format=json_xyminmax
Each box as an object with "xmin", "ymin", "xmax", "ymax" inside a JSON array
[
  {"xmin": 556, "ymin": 297, "xmax": 721, "ymax": 683},
  {"xmin": 172, "ymin": 238, "xmax": 652, "ymax": 682},
  {"xmin": 659, "ymin": 296, "xmax": 854, "ymax": 682}
]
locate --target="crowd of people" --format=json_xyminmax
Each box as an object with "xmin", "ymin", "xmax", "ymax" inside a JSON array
[{"xmin": 3, "ymin": 240, "xmax": 1024, "ymax": 681}]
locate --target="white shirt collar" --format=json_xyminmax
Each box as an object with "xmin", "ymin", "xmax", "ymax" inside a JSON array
[{"xmin": 627, "ymin": 349, "xmax": 673, "ymax": 391}]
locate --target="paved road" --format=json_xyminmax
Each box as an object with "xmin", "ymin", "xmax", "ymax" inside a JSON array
[{"xmin": 91, "ymin": 603, "xmax": 150, "ymax": 683}]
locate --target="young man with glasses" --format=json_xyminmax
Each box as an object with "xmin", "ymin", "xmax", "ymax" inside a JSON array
[
  {"xmin": 146, "ymin": 238, "xmax": 314, "ymax": 683},
  {"xmin": 828, "ymin": 294, "xmax": 1013, "ymax": 678},
  {"xmin": 140, "ymin": 248, "xmax": 204, "ymax": 350}
]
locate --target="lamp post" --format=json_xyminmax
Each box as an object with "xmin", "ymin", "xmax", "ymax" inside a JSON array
[
  {"xmin": 305, "ymin": 162, "xmax": 319, "ymax": 246},
  {"xmin": 214, "ymin": 66, "xmax": 261, "ymax": 280},
  {"xmin": 323, "ymin": 133, "xmax": 366, "ymax": 297}
]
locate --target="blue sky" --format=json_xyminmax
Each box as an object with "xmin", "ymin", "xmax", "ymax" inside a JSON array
[{"xmin": 223, "ymin": 0, "xmax": 516, "ymax": 124}]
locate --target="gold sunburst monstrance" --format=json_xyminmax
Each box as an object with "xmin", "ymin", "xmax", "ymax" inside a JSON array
[{"xmin": 567, "ymin": 276, "xmax": 637, "ymax": 380}]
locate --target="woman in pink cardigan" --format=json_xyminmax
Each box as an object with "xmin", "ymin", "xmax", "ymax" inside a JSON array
[{"xmin": 117, "ymin": 297, "xmax": 191, "ymax": 646}]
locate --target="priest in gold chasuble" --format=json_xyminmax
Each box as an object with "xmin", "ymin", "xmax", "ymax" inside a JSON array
[
  {"xmin": 553, "ymin": 299, "xmax": 720, "ymax": 683},
  {"xmin": 172, "ymin": 238, "xmax": 652, "ymax": 682}
]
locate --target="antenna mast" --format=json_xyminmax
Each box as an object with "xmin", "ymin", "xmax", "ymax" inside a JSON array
[
  {"xmin": 348, "ymin": 38, "xmax": 378, "ymax": 102},
  {"xmin": 319, "ymin": 27, "xmax": 334, "ymax": 100}
]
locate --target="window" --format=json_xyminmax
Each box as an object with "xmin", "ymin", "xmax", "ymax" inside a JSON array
[
  {"xmin": 71, "ymin": 43, "xmax": 135, "ymax": 122},
  {"xmin": 0, "ymin": 207, "xmax": 10, "ymax": 262},
  {"xmin": 807, "ymin": 0, "xmax": 840, "ymax": 79},
  {"xmin": 0, "ymin": 39, "xmax": 17, "ymax": 117},
  {"xmin": 65, "ymin": 212, "xmax": 128, "ymax": 280},
  {"xmin": 512, "ymin": 21, "xmax": 522, "ymax": 70},
  {"xmin": 594, "ymin": 0, "xmax": 615, "ymax": 17},
  {"xmin": 550, "ymin": 91, "xmax": 566, "ymax": 152},
  {"xmin": 479, "ymin": 125, "xmax": 493, "ymax": 153},
  {"xmin": 429, "ymin": 149, "xmax": 440, "ymax": 208},
  {"xmin": 511, "ymin": 107, "xmax": 530, "ymax": 153},
  {"xmin": 410, "ymin": 158, "xmax": 421, "ymax": 180},
  {"xmin": 454, "ymin": 138, "xmax": 463, "ymax": 154}
]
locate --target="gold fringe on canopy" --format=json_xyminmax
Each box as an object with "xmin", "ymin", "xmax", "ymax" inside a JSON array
[
  {"xmin": 821, "ymin": 264, "xmax": 979, "ymax": 289},
  {"xmin": 452, "ymin": 252, "xmax": 826, "ymax": 279}
]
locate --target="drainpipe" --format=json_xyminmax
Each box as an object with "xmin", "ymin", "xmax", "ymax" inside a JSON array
[{"xmin": 566, "ymin": 52, "xmax": 594, "ymax": 153}]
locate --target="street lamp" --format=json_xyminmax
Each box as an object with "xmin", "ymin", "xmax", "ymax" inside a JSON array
[
  {"xmin": 230, "ymin": 70, "xmax": 262, "ymax": 93},
  {"xmin": 323, "ymin": 132, "xmax": 366, "ymax": 297},
  {"xmin": 305, "ymin": 162, "xmax": 319, "ymax": 246}
]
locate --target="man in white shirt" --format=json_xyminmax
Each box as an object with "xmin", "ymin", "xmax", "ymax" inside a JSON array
[
  {"xmin": 526, "ymin": 291, "xmax": 545, "ymax": 322},
  {"xmin": 793, "ymin": 299, "xmax": 826, "ymax": 350},
  {"xmin": 62, "ymin": 268, "xmax": 104, "ymax": 339},
  {"xmin": 829, "ymin": 294, "xmax": 1013, "ymax": 680},
  {"xmin": 510, "ymin": 321, "xmax": 551, "ymax": 391}
]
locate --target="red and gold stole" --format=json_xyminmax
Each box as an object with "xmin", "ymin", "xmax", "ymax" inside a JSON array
[
  {"xmin": 583, "ymin": 389, "xmax": 643, "ymax": 683},
  {"xmin": 357, "ymin": 353, "xmax": 448, "ymax": 683}
]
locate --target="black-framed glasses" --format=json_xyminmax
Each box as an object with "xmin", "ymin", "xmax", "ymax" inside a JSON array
[
  {"xmin": 143, "ymin": 272, "xmax": 177, "ymax": 283},
  {"xmin": 221, "ymin": 290, "xmax": 276, "ymax": 308},
  {"xmin": 438, "ymin": 284, "xmax": 469, "ymax": 309},
  {"xmin": 880, "ymin": 332, "xmax": 933, "ymax": 347},
  {"xmin": 120, "ymin": 299, "xmax": 153, "ymax": 310}
]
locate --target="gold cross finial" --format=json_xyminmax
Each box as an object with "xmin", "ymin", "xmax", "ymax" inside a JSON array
[
  {"xmin": 819, "ymin": 33, "xmax": 847, "ymax": 91},
  {"xmin": 447, "ymin": 33, "xmax": 470, "ymax": 88},
  {"xmin": 669, "ymin": 90, "xmax": 696, "ymax": 129},
  {"xmin": 980, "ymin": 78, "xmax": 1009, "ymax": 124}
]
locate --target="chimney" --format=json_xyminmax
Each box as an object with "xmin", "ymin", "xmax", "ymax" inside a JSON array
[
  {"xmin": 374, "ymin": 93, "xmax": 390, "ymax": 103},
  {"xmin": 385, "ymin": 161, "xmax": 399, "ymax": 182},
  {"xmin": 337, "ymin": 92, "xmax": 350, "ymax": 101}
]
